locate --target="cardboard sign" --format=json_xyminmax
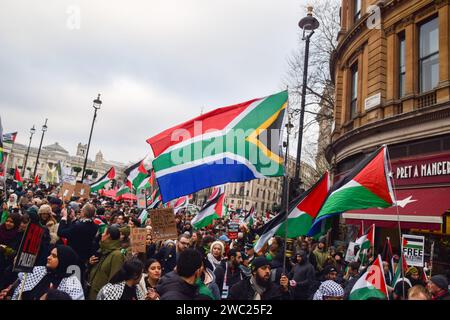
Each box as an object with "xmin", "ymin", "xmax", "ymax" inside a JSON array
[
  {"xmin": 150, "ymin": 208, "xmax": 178, "ymax": 240},
  {"xmin": 402, "ymin": 234, "xmax": 425, "ymax": 267},
  {"xmin": 13, "ymin": 223, "xmax": 45, "ymax": 273},
  {"xmin": 74, "ymin": 182, "xmax": 91, "ymax": 199},
  {"xmin": 130, "ymin": 228, "xmax": 147, "ymax": 253},
  {"xmin": 59, "ymin": 183, "xmax": 75, "ymax": 202},
  {"xmin": 137, "ymin": 194, "xmax": 147, "ymax": 209}
]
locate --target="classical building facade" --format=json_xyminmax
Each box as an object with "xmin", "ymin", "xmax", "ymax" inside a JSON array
[
  {"xmin": 329, "ymin": 0, "xmax": 450, "ymax": 271},
  {"xmin": 2, "ymin": 141, "xmax": 126, "ymax": 184}
]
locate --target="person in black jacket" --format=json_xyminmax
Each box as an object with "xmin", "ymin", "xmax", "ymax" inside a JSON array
[
  {"xmin": 288, "ymin": 250, "xmax": 316, "ymax": 300},
  {"xmin": 57, "ymin": 204, "xmax": 98, "ymax": 287},
  {"xmin": 214, "ymin": 248, "xmax": 245, "ymax": 299},
  {"xmin": 229, "ymin": 256, "xmax": 292, "ymax": 300},
  {"xmin": 157, "ymin": 248, "xmax": 207, "ymax": 300}
]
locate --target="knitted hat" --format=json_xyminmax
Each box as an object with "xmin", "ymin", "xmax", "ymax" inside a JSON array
[
  {"xmin": 250, "ymin": 256, "xmax": 271, "ymax": 273},
  {"xmin": 430, "ymin": 275, "xmax": 449, "ymax": 290},
  {"xmin": 313, "ymin": 280, "xmax": 344, "ymax": 300},
  {"xmin": 406, "ymin": 266, "xmax": 418, "ymax": 276}
]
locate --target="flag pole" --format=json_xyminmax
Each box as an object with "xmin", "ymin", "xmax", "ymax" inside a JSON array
[
  {"xmin": 385, "ymin": 145, "xmax": 406, "ymax": 299},
  {"xmin": 282, "ymin": 89, "xmax": 292, "ymax": 274}
]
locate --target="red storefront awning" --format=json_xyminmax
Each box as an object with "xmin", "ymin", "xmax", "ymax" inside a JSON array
[{"xmin": 343, "ymin": 187, "xmax": 450, "ymax": 230}]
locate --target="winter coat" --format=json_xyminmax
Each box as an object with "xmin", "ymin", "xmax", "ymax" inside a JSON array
[
  {"xmin": 312, "ymin": 247, "xmax": 328, "ymax": 272},
  {"xmin": 12, "ymin": 266, "xmax": 84, "ymax": 300},
  {"xmin": 57, "ymin": 218, "xmax": 99, "ymax": 263},
  {"xmin": 45, "ymin": 220, "xmax": 59, "ymax": 245},
  {"xmin": 88, "ymin": 239, "xmax": 125, "ymax": 300},
  {"xmin": 289, "ymin": 255, "xmax": 315, "ymax": 299},
  {"xmin": 157, "ymin": 271, "xmax": 201, "ymax": 300},
  {"xmin": 97, "ymin": 281, "xmax": 146, "ymax": 300},
  {"xmin": 214, "ymin": 260, "xmax": 246, "ymax": 299},
  {"xmin": 228, "ymin": 276, "xmax": 293, "ymax": 300}
]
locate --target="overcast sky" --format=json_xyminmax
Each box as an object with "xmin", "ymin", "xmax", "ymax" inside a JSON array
[{"xmin": 1, "ymin": 0, "xmax": 311, "ymax": 166}]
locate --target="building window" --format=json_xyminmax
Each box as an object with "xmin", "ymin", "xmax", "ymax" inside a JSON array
[
  {"xmin": 350, "ymin": 63, "xmax": 359, "ymax": 119},
  {"xmin": 354, "ymin": 0, "xmax": 361, "ymax": 22},
  {"xmin": 398, "ymin": 33, "xmax": 406, "ymax": 98},
  {"xmin": 419, "ymin": 17, "xmax": 439, "ymax": 93}
]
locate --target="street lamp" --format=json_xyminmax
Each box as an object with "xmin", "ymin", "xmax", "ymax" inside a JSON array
[
  {"xmin": 80, "ymin": 94, "xmax": 102, "ymax": 183},
  {"xmin": 22, "ymin": 125, "xmax": 36, "ymax": 177},
  {"xmin": 292, "ymin": 6, "xmax": 319, "ymax": 197},
  {"xmin": 33, "ymin": 119, "xmax": 48, "ymax": 179}
]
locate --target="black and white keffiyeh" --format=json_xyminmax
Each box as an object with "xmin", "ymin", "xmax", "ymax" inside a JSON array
[
  {"xmin": 313, "ymin": 280, "xmax": 344, "ymax": 300},
  {"xmin": 97, "ymin": 281, "xmax": 146, "ymax": 300}
]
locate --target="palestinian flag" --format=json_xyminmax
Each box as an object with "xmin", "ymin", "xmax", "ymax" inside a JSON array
[
  {"xmin": 124, "ymin": 156, "xmax": 153, "ymax": 190},
  {"xmin": 253, "ymin": 172, "xmax": 329, "ymax": 253},
  {"xmin": 147, "ymin": 188, "xmax": 162, "ymax": 209},
  {"xmin": 349, "ymin": 255, "xmax": 389, "ymax": 300},
  {"xmin": 355, "ymin": 224, "xmax": 375, "ymax": 263},
  {"xmin": 94, "ymin": 217, "xmax": 107, "ymax": 235},
  {"xmin": 116, "ymin": 180, "xmax": 132, "ymax": 197},
  {"xmin": 192, "ymin": 186, "xmax": 225, "ymax": 229},
  {"xmin": 147, "ymin": 91, "xmax": 288, "ymax": 203},
  {"xmin": 174, "ymin": 195, "xmax": 190, "ymax": 214},
  {"xmin": 14, "ymin": 166, "xmax": 23, "ymax": 187},
  {"xmin": 90, "ymin": 167, "xmax": 115, "ymax": 192},
  {"xmin": 244, "ymin": 207, "xmax": 255, "ymax": 226},
  {"xmin": 34, "ymin": 175, "xmax": 40, "ymax": 186},
  {"xmin": 136, "ymin": 176, "xmax": 151, "ymax": 191},
  {"xmin": 392, "ymin": 253, "xmax": 409, "ymax": 286},
  {"xmin": 3, "ymin": 132, "xmax": 17, "ymax": 144},
  {"xmin": 138, "ymin": 210, "xmax": 149, "ymax": 225},
  {"xmin": 309, "ymin": 146, "xmax": 395, "ymax": 237}
]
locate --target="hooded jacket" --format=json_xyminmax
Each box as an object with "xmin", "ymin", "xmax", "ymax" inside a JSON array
[
  {"xmin": 288, "ymin": 251, "xmax": 315, "ymax": 299},
  {"xmin": 157, "ymin": 271, "xmax": 201, "ymax": 300},
  {"xmin": 88, "ymin": 239, "xmax": 125, "ymax": 300}
]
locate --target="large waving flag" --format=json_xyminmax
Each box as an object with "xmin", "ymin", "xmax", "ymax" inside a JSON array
[
  {"xmin": 254, "ymin": 172, "xmax": 329, "ymax": 253},
  {"xmin": 147, "ymin": 91, "xmax": 288, "ymax": 202},
  {"xmin": 349, "ymin": 255, "xmax": 389, "ymax": 300},
  {"xmin": 308, "ymin": 146, "xmax": 395, "ymax": 237},
  {"xmin": 191, "ymin": 185, "xmax": 225, "ymax": 229},
  {"xmin": 90, "ymin": 167, "xmax": 115, "ymax": 193}
]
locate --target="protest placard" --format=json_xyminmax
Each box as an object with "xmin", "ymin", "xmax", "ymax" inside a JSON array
[
  {"xmin": 13, "ymin": 223, "xmax": 45, "ymax": 273},
  {"xmin": 74, "ymin": 182, "xmax": 90, "ymax": 199},
  {"xmin": 137, "ymin": 194, "xmax": 147, "ymax": 209},
  {"xmin": 402, "ymin": 234, "xmax": 425, "ymax": 267},
  {"xmin": 130, "ymin": 228, "xmax": 147, "ymax": 253},
  {"xmin": 150, "ymin": 208, "xmax": 178, "ymax": 240},
  {"xmin": 59, "ymin": 183, "xmax": 75, "ymax": 202}
]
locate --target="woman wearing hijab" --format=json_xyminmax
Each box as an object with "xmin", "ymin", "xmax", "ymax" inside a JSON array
[
  {"xmin": 97, "ymin": 258, "xmax": 146, "ymax": 300},
  {"xmin": 0, "ymin": 213, "xmax": 22, "ymax": 286},
  {"xmin": 11, "ymin": 245, "xmax": 84, "ymax": 300},
  {"xmin": 6, "ymin": 194, "xmax": 18, "ymax": 212}
]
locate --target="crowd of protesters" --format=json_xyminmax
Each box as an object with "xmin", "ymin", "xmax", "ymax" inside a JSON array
[{"xmin": 0, "ymin": 181, "xmax": 449, "ymax": 301}]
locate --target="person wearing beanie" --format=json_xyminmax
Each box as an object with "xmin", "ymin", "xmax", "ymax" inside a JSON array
[
  {"xmin": 228, "ymin": 256, "xmax": 292, "ymax": 300},
  {"xmin": 427, "ymin": 275, "xmax": 450, "ymax": 300},
  {"xmin": 207, "ymin": 240, "xmax": 224, "ymax": 271},
  {"xmin": 9, "ymin": 245, "xmax": 84, "ymax": 300}
]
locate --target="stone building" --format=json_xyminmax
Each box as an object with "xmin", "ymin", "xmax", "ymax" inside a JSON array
[{"xmin": 329, "ymin": 0, "xmax": 450, "ymax": 270}]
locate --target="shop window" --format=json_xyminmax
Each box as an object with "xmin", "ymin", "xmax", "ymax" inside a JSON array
[
  {"xmin": 409, "ymin": 139, "xmax": 441, "ymax": 156},
  {"xmin": 419, "ymin": 17, "xmax": 439, "ymax": 93}
]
